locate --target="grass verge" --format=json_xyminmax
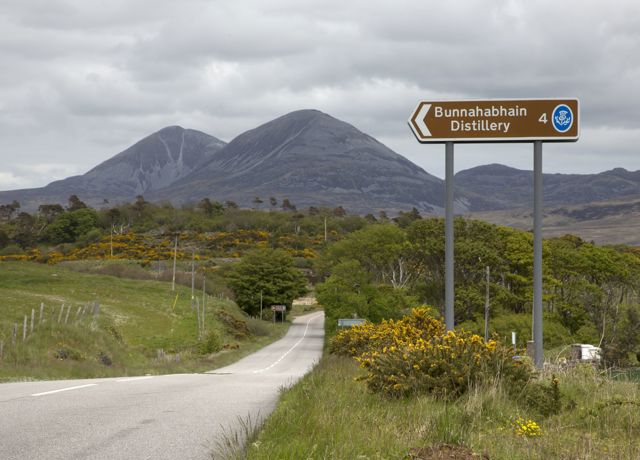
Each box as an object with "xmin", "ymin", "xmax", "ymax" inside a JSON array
[{"xmin": 246, "ymin": 355, "xmax": 640, "ymax": 460}]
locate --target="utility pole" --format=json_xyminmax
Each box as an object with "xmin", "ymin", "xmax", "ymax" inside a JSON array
[{"xmin": 324, "ymin": 217, "xmax": 327, "ymax": 242}]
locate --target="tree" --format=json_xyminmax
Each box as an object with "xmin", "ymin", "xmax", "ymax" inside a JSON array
[
  {"xmin": 393, "ymin": 207, "xmax": 422, "ymax": 227},
  {"xmin": 316, "ymin": 260, "xmax": 413, "ymax": 334},
  {"xmin": 281, "ymin": 199, "xmax": 296, "ymax": 212},
  {"xmin": 104, "ymin": 207, "xmax": 122, "ymax": 227},
  {"xmin": 0, "ymin": 228, "xmax": 8, "ymax": 249},
  {"xmin": 132, "ymin": 195, "xmax": 147, "ymax": 217},
  {"xmin": 67, "ymin": 195, "xmax": 87, "ymax": 211},
  {"xmin": 269, "ymin": 197, "xmax": 278, "ymax": 208},
  {"xmin": 603, "ymin": 306, "xmax": 640, "ymax": 366},
  {"xmin": 225, "ymin": 200, "xmax": 239, "ymax": 210},
  {"xmin": 13, "ymin": 212, "xmax": 37, "ymax": 248},
  {"xmin": 333, "ymin": 206, "xmax": 346, "ymax": 217},
  {"xmin": 0, "ymin": 200, "xmax": 20, "ymax": 221},
  {"xmin": 323, "ymin": 224, "xmax": 414, "ymax": 288},
  {"xmin": 46, "ymin": 208, "xmax": 99, "ymax": 244},
  {"xmin": 199, "ymin": 198, "xmax": 223, "ymax": 217},
  {"xmin": 38, "ymin": 204, "xmax": 64, "ymax": 223},
  {"xmin": 227, "ymin": 248, "xmax": 307, "ymax": 316},
  {"xmin": 253, "ymin": 197, "xmax": 263, "ymax": 209}
]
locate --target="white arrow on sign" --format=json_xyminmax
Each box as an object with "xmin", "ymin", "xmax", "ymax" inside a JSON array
[{"xmin": 413, "ymin": 103, "xmax": 431, "ymax": 138}]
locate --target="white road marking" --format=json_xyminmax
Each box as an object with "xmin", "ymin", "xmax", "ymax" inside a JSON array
[
  {"xmin": 31, "ymin": 383, "xmax": 98, "ymax": 397},
  {"xmin": 253, "ymin": 312, "xmax": 323, "ymax": 374},
  {"xmin": 116, "ymin": 376, "xmax": 154, "ymax": 383}
]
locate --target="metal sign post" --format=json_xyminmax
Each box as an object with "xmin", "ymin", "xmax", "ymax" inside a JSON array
[
  {"xmin": 444, "ymin": 142, "xmax": 454, "ymax": 331},
  {"xmin": 409, "ymin": 98, "xmax": 580, "ymax": 368},
  {"xmin": 533, "ymin": 141, "xmax": 543, "ymax": 368},
  {"xmin": 271, "ymin": 304, "xmax": 286, "ymax": 323}
]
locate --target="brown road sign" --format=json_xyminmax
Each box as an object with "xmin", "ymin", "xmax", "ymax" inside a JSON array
[{"xmin": 409, "ymin": 98, "xmax": 579, "ymax": 143}]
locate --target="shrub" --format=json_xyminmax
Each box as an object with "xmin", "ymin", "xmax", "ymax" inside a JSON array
[
  {"xmin": 199, "ymin": 330, "xmax": 223, "ymax": 354},
  {"xmin": 513, "ymin": 417, "xmax": 542, "ymax": 437},
  {"xmin": 246, "ymin": 317, "xmax": 271, "ymax": 337},
  {"xmin": 520, "ymin": 374, "xmax": 563, "ymax": 418},
  {"xmin": 97, "ymin": 351, "xmax": 113, "ymax": 366},
  {"xmin": 53, "ymin": 345, "xmax": 84, "ymax": 361},
  {"xmin": 216, "ymin": 310, "xmax": 250, "ymax": 339},
  {"xmin": 0, "ymin": 244, "xmax": 24, "ymax": 256},
  {"xmin": 331, "ymin": 307, "xmax": 532, "ymax": 399},
  {"xmin": 330, "ymin": 306, "xmax": 444, "ymax": 357}
]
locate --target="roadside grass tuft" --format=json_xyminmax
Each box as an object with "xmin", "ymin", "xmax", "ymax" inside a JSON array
[
  {"xmin": 246, "ymin": 355, "xmax": 640, "ymax": 460},
  {"xmin": 211, "ymin": 413, "xmax": 262, "ymax": 460}
]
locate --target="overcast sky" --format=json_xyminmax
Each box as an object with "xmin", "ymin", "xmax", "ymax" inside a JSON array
[{"xmin": 1, "ymin": 0, "xmax": 639, "ymax": 191}]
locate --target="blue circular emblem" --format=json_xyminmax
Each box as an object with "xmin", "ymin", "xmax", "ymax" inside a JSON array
[{"xmin": 552, "ymin": 104, "xmax": 573, "ymax": 133}]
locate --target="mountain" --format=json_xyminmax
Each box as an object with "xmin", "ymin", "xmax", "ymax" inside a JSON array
[
  {"xmin": 470, "ymin": 197, "xmax": 640, "ymax": 246},
  {"xmin": 155, "ymin": 110, "xmax": 451, "ymax": 213},
  {"xmin": 457, "ymin": 164, "xmax": 640, "ymax": 211},
  {"xmin": 0, "ymin": 126, "xmax": 226, "ymax": 210},
  {"xmin": 6, "ymin": 112, "xmax": 638, "ymax": 219}
]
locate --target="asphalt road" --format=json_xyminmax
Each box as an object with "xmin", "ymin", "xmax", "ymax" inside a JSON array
[{"xmin": 0, "ymin": 311, "xmax": 324, "ymax": 460}]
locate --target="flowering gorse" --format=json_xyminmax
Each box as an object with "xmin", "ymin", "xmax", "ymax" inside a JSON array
[
  {"xmin": 330, "ymin": 307, "xmax": 532, "ymax": 398},
  {"xmin": 0, "ymin": 229, "xmax": 322, "ymax": 264},
  {"xmin": 514, "ymin": 417, "xmax": 542, "ymax": 437}
]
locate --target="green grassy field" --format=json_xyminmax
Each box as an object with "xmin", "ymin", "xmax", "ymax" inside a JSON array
[
  {"xmin": 0, "ymin": 261, "xmax": 288, "ymax": 381},
  {"xmin": 246, "ymin": 355, "xmax": 640, "ymax": 460}
]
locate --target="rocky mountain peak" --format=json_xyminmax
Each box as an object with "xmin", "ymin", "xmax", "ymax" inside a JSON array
[{"xmin": 159, "ymin": 110, "xmax": 447, "ymax": 213}]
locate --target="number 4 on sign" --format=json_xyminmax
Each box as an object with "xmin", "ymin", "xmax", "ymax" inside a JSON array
[{"xmin": 538, "ymin": 113, "xmax": 548, "ymax": 124}]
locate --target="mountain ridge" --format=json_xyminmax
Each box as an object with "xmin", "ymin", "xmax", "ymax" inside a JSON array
[
  {"xmin": 152, "ymin": 109, "xmax": 451, "ymax": 213},
  {"xmin": 457, "ymin": 163, "xmax": 640, "ymax": 211},
  {"xmin": 1, "ymin": 111, "xmax": 640, "ymax": 219}
]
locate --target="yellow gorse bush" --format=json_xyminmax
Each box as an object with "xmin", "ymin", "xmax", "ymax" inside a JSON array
[
  {"xmin": 0, "ymin": 229, "xmax": 323, "ymax": 264},
  {"xmin": 330, "ymin": 307, "xmax": 444, "ymax": 358},
  {"xmin": 514, "ymin": 417, "xmax": 542, "ymax": 437},
  {"xmin": 0, "ymin": 229, "xmax": 323, "ymax": 265},
  {"xmin": 330, "ymin": 307, "xmax": 532, "ymax": 398}
]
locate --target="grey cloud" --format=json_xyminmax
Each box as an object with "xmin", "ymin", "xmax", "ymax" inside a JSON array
[{"xmin": 1, "ymin": 0, "xmax": 639, "ymax": 191}]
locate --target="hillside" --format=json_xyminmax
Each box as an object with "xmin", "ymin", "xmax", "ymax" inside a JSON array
[
  {"xmin": 458, "ymin": 164, "xmax": 640, "ymax": 211},
  {"xmin": 0, "ymin": 261, "xmax": 286, "ymax": 380},
  {"xmin": 469, "ymin": 197, "xmax": 640, "ymax": 246}
]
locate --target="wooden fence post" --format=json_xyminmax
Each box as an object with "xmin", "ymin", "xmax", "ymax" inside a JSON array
[
  {"xmin": 23, "ymin": 316, "xmax": 27, "ymax": 341},
  {"xmin": 0, "ymin": 340, "xmax": 3, "ymax": 360},
  {"xmin": 75, "ymin": 306, "xmax": 82, "ymax": 322},
  {"xmin": 202, "ymin": 277, "xmax": 206, "ymax": 335},
  {"xmin": 30, "ymin": 309, "xmax": 35, "ymax": 334},
  {"xmin": 195, "ymin": 297, "xmax": 201, "ymax": 340},
  {"xmin": 64, "ymin": 307, "xmax": 71, "ymax": 324},
  {"xmin": 12, "ymin": 323, "xmax": 17, "ymax": 346},
  {"xmin": 58, "ymin": 304, "xmax": 65, "ymax": 323}
]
